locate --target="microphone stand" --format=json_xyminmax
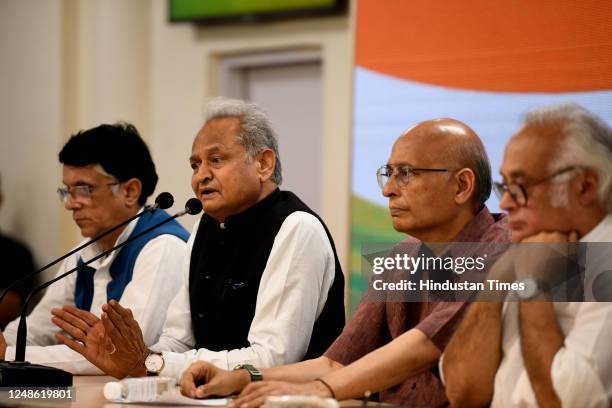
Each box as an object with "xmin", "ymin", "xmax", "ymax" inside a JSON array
[
  {"xmin": 0, "ymin": 199, "xmax": 200, "ymax": 387},
  {"xmin": 0, "ymin": 193, "xmax": 173, "ymax": 306}
]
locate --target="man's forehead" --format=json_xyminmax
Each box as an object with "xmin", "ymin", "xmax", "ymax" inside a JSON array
[
  {"xmin": 390, "ymin": 132, "xmax": 446, "ymax": 165},
  {"xmin": 190, "ymin": 143, "xmax": 227, "ymax": 160},
  {"xmin": 192, "ymin": 119, "xmax": 242, "ymax": 152},
  {"xmin": 62, "ymin": 164, "xmax": 109, "ymax": 184},
  {"xmin": 385, "ymin": 160, "xmax": 416, "ymax": 167},
  {"xmin": 500, "ymin": 125, "xmax": 562, "ymax": 178},
  {"xmin": 389, "ymin": 139, "xmax": 418, "ymax": 163},
  {"xmin": 198, "ymin": 117, "xmax": 241, "ymax": 137}
]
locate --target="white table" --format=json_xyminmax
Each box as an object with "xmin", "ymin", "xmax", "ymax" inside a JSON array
[{"xmin": 2, "ymin": 376, "xmax": 368, "ymax": 408}]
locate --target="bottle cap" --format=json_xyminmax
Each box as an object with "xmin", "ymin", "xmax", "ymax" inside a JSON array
[{"xmin": 104, "ymin": 381, "xmax": 124, "ymax": 400}]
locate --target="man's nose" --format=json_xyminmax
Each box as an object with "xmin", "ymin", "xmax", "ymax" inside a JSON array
[
  {"xmin": 195, "ymin": 162, "xmax": 213, "ymax": 184},
  {"xmin": 64, "ymin": 194, "xmax": 80, "ymax": 210},
  {"xmin": 499, "ymin": 190, "xmax": 517, "ymax": 212},
  {"xmin": 382, "ymin": 176, "xmax": 397, "ymax": 198}
]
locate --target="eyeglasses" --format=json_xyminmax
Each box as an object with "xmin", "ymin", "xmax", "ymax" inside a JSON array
[
  {"xmin": 493, "ymin": 166, "xmax": 579, "ymax": 206},
  {"xmin": 376, "ymin": 165, "xmax": 449, "ymax": 189},
  {"xmin": 57, "ymin": 182, "xmax": 120, "ymax": 203}
]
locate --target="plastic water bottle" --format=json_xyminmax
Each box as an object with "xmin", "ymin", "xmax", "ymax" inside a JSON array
[{"xmin": 104, "ymin": 377, "xmax": 176, "ymax": 402}]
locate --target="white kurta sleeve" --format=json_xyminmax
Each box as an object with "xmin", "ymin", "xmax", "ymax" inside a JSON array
[
  {"xmin": 510, "ymin": 303, "xmax": 612, "ymax": 407},
  {"xmin": 549, "ymin": 303, "xmax": 612, "ymax": 408},
  {"xmin": 149, "ymin": 221, "xmax": 199, "ymax": 354},
  {"xmin": 159, "ymin": 212, "xmax": 336, "ymax": 381}
]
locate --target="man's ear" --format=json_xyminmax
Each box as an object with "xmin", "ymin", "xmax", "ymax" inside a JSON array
[
  {"xmin": 256, "ymin": 150, "xmax": 276, "ymax": 183},
  {"xmin": 575, "ymin": 169, "xmax": 599, "ymax": 207},
  {"xmin": 454, "ymin": 168, "xmax": 476, "ymax": 205},
  {"xmin": 121, "ymin": 178, "xmax": 142, "ymax": 207}
]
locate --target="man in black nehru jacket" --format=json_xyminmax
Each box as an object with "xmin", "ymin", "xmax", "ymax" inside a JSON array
[{"xmin": 53, "ymin": 98, "xmax": 346, "ymax": 381}]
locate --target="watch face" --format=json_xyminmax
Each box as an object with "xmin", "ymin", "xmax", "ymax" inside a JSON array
[
  {"xmin": 145, "ymin": 353, "xmax": 164, "ymax": 373},
  {"xmin": 234, "ymin": 364, "xmax": 263, "ymax": 381},
  {"xmin": 519, "ymin": 277, "xmax": 538, "ymax": 299}
]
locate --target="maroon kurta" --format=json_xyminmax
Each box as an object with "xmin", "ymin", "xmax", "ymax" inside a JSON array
[{"xmin": 325, "ymin": 207, "xmax": 510, "ymax": 407}]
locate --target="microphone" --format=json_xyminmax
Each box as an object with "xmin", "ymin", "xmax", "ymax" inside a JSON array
[
  {"xmin": 0, "ymin": 192, "xmax": 174, "ymax": 307},
  {"xmin": 182, "ymin": 197, "xmax": 203, "ymax": 216},
  {"xmin": 0, "ymin": 198, "xmax": 202, "ymax": 387},
  {"xmin": 151, "ymin": 191, "xmax": 174, "ymax": 211}
]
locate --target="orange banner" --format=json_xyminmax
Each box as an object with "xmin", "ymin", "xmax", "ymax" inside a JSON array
[{"xmin": 356, "ymin": 0, "xmax": 612, "ymax": 92}]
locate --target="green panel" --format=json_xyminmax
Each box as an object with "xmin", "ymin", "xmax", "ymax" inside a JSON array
[
  {"xmin": 349, "ymin": 194, "xmax": 405, "ymax": 315},
  {"xmin": 170, "ymin": 0, "xmax": 335, "ymax": 20}
]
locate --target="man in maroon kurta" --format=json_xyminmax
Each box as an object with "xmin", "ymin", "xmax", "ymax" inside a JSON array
[
  {"xmin": 324, "ymin": 205, "xmax": 508, "ymax": 406},
  {"xmin": 177, "ymin": 118, "xmax": 510, "ymax": 407}
]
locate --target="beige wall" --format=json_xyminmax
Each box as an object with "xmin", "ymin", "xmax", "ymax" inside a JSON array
[
  {"xmin": 149, "ymin": 0, "xmax": 355, "ymax": 271},
  {"xmin": 0, "ymin": 0, "xmax": 354, "ymax": 279},
  {"xmin": 0, "ymin": 0, "xmax": 63, "ymax": 277},
  {"xmin": 60, "ymin": 0, "xmax": 153, "ymax": 252}
]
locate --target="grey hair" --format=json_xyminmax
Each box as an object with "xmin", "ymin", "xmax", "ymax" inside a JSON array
[
  {"xmin": 204, "ymin": 97, "xmax": 282, "ymax": 185},
  {"xmin": 523, "ymin": 102, "xmax": 612, "ymax": 212},
  {"xmin": 447, "ymin": 135, "xmax": 493, "ymax": 205}
]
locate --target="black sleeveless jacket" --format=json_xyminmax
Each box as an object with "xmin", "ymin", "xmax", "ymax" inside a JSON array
[{"xmin": 188, "ymin": 189, "xmax": 345, "ymax": 360}]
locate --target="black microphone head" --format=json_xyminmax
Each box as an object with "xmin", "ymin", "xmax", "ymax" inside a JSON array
[
  {"xmin": 185, "ymin": 198, "xmax": 203, "ymax": 215},
  {"xmin": 155, "ymin": 192, "xmax": 174, "ymax": 210}
]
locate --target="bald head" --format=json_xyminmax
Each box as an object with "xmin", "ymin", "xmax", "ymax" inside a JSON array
[
  {"xmin": 394, "ymin": 118, "xmax": 492, "ymax": 205},
  {"xmin": 405, "ymin": 118, "xmax": 478, "ymax": 139},
  {"xmin": 382, "ymin": 118, "xmax": 491, "ymax": 239}
]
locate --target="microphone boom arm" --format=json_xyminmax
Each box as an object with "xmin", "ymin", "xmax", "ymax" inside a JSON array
[
  {"xmin": 0, "ymin": 195, "xmax": 172, "ymax": 307},
  {"xmin": 14, "ymin": 205, "xmax": 192, "ymax": 362}
]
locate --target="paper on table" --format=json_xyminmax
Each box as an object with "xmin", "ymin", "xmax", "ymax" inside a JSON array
[{"xmin": 109, "ymin": 387, "xmax": 229, "ymax": 406}]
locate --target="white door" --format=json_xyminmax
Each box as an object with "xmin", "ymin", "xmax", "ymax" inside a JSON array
[{"xmin": 219, "ymin": 52, "xmax": 323, "ymax": 213}]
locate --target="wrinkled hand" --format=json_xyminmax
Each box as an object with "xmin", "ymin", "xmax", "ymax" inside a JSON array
[
  {"xmin": 51, "ymin": 301, "xmax": 147, "ymax": 378},
  {"xmin": 521, "ymin": 231, "xmax": 578, "ymax": 244},
  {"xmin": 0, "ymin": 331, "xmax": 6, "ymax": 360},
  {"xmin": 51, "ymin": 305, "xmax": 123, "ymax": 376},
  {"xmin": 476, "ymin": 246, "xmax": 519, "ymax": 301},
  {"xmin": 180, "ymin": 361, "xmax": 249, "ymax": 399},
  {"xmin": 231, "ymin": 381, "xmax": 330, "ymax": 408},
  {"xmin": 485, "ymin": 246, "xmax": 518, "ymax": 283},
  {"xmin": 515, "ymin": 231, "xmax": 579, "ymax": 280},
  {"xmin": 99, "ymin": 300, "xmax": 148, "ymax": 378}
]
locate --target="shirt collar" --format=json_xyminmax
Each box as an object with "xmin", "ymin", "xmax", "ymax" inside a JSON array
[
  {"xmin": 400, "ymin": 206, "xmax": 504, "ymax": 258},
  {"xmin": 580, "ymin": 213, "xmax": 612, "ymax": 242},
  {"xmin": 451, "ymin": 206, "xmax": 497, "ymax": 243},
  {"xmin": 82, "ymin": 207, "xmax": 145, "ymax": 268},
  {"xmin": 205, "ymin": 188, "xmax": 281, "ymax": 230}
]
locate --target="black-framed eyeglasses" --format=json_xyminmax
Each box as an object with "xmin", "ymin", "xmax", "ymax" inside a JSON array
[
  {"xmin": 57, "ymin": 182, "xmax": 120, "ymax": 203},
  {"xmin": 493, "ymin": 166, "xmax": 580, "ymax": 206},
  {"xmin": 376, "ymin": 164, "xmax": 449, "ymax": 189}
]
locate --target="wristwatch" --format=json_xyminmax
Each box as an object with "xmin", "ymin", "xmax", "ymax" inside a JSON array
[
  {"xmin": 233, "ymin": 364, "xmax": 263, "ymax": 381},
  {"xmin": 144, "ymin": 352, "xmax": 165, "ymax": 376},
  {"xmin": 516, "ymin": 276, "xmax": 550, "ymax": 300}
]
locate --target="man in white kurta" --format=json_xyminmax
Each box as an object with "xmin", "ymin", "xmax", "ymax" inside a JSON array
[
  {"xmin": 3, "ymin": 214, "xmax": 187, "ymax": 373},
  {"xmin": 148, "ymin": 204, "xmax": 338, "ymax": 380},
  {"xmin": 442, "ymin": 102, "xmax": 612, "ymax": 407},
  {"xmin": 2, "ymin": 123, "xmax": 188, "ymax": 374},
  {"xmin": 50, "ymin": 99, "xmax": 344, "ymax": 381}
]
